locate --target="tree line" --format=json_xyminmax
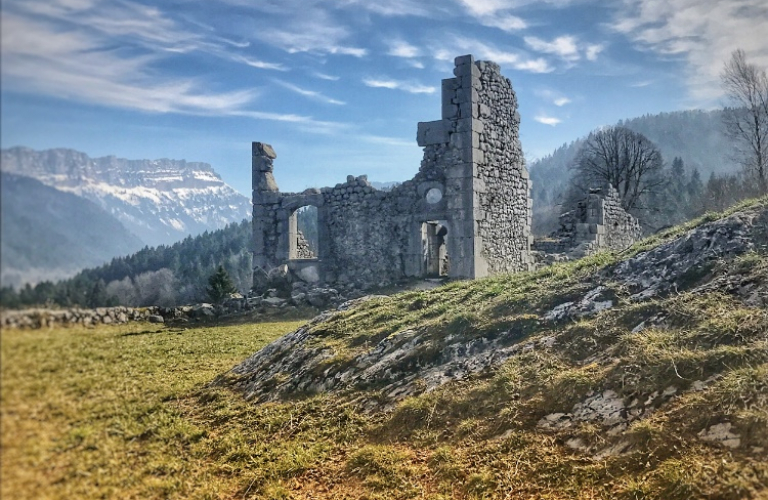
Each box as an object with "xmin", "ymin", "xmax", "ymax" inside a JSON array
[{"xmin": 1, "ymin": 220, "xmax": 253, "ymax": 309}]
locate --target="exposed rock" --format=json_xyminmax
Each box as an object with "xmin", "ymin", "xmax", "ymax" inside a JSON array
[
  {"xmin": 544, "ymin": 286, "xmax": 614, "ymax": 322},
  {"xmin": 698, "ymin": 422, "xmax": 741, "ymax": 449}
]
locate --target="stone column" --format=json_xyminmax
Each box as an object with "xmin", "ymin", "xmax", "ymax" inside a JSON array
[{"xmin": 252, "ymin": 142, "xmax": 279, "ymax": 290}]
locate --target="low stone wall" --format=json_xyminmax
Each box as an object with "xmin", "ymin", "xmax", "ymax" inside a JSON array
[
  {"xmin": 0, "ymin": 285, "xmax": 358, "ymax": 330},
  {"xmin": 1, "ymin": 306, "xmax": 169, "ymax": 329}
]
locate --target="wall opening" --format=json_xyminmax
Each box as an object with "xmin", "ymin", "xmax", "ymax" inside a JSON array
[
  {"xmin": 289, "ymin": 205, "xmax": 318, "ymax": 260},
  {"xmin": 421, "ymin": 220, "xmax": 449, "ymax": 277}
]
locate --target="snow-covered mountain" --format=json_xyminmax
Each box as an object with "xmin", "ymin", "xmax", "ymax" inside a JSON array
[{"xmin": 1, "ymin": 147, "xmax": 251, "ymax": 248}]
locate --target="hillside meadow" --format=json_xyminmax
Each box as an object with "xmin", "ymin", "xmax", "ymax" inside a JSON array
[{"xmin": 3, "ymin": 199, "xmax": 768, "ymax": 500}]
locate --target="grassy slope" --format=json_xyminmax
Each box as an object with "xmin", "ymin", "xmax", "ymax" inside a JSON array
[{"xmin": 2, "ymin": 198, "xmax": 768, "ymax": 500}]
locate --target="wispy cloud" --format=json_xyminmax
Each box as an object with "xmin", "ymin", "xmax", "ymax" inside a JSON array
[
  {"xmin": 524, "ymin": 35, "xmax": 604, "ymax": 63},
  {"xmin": 630, "ymin": 80, "xmax": 654, "ymax": 88},
  {"xmin": 525, "ymin": 35, "xmax": 579, "ymax": 60},
  {"xmin": 0, "ymin": 7, "xmax": 344, "ymax": 132},
  {"xmin": 534, "ymin": 114, "xmax": 562, "ymax": 126},
  {"xmin": 358, "ymin": 134, "xmax": 416, "ymax": 147},
  {"xmin": 611, "ymin": 0, "xmax": 768, "ymax": 100},
  {"xmin": 454, "ymin": 0, "xmax": 527, "ymax": 31},
  {"xmin": 313, "ymin": 72, "xmax": 340, "ymax": 81},
  {"xmin": 1, "ymin": 12, "xmax": 257, "ymax": 114},
  {"xmin": 585, "ymin": 43, "xmax": 604, "ymax": 61},
  {"xmin": 4, "ymin": 0, "xmax": 288, "ymax": 72},
  {"xmin": 252, "ymin": 7, "xmax": 367, "ymax": 57},
  {"xmin": 535, "ymin": 89, "xmax": 572, "ymax": 106},
  {"xmin": 233, "ymin": 55, "xmax": 288, "ymax": 71},
  {"xmin": 336, "ymin": 0, "xmax": 435, "ymax": 17},
  {"xmin": 362, "ymin": 77, "xmax": 436, "ymax": 94},
  {"xmin": 431, "ymin": 35, "xmax": 554, "ymax": 73},
  {"xmin": 387, "ymin": 39, "xmax": 420, "ymax": 58},
  {"xmin": 232, "ymin": 110, "xmax": 348, "ymax": 134},
  {"xmin": 275, "ymin": 80, "xmax": 345, "ymax": 105}
]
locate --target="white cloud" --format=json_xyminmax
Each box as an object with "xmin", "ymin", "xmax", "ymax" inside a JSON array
[
  {"xmin": 0, "ymin": 13, "xmax": 257, "ymax": 114},
  {"xmin": 479, "ymin": 13, "xmax": 527, "ymax": 31},
  {"xmin": 630, "ymin": 80, "xmax": 654, "ymax": 87},
  {"xmin": 524, "ymin": 35, "xmax": 580, "ymax": 61},
  {"xmin": 362, "ymin": 78, "xmax": 436, "ymax": 94},
  {"xmin": 431, "ymin": 35, "xmax": 554, "ymax": 73},
  {"xmin": 585, "ymin": 43, "xmax": 604, "ymax": 61},
  {"xmin": 534, "ymin": 114, "xmax": 562, "ymax": 126},
  {"xmin": 612, "ymin": 0, "xmax": 768, "ymax": 100},
  {"xmin": 0, "ymin": 10, "xmax": 346, "ymax": 132},
  {"xmin": 275, "ymin": 80, "xmax": 346, "ymax": 105},
  {"xmin": 250, "ymin": 6, "xmax": 367, "ymax": 57},
  {"xmin": 388, "ymin": 39, "xmax": 420, "ymax": 58},
  {"xmin": 453, "ymin": 0, "xmax": 527, "ymax": 31},
  {"xmin": 534, "ymin": 89, "xmax": 572, "ymax": 106},
  {"xmin": 335, "ymin": 0, "xmax": 434, "ymax": 17},
  {"xmin": 313, "ymin": 72, "xmax": 340, "ymax": 81},
  {"xmin": 233, "ymin": 55, "xmax": 288, "ymax": 71}
]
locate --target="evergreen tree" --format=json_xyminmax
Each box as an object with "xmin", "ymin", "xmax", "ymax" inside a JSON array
[{"xmin": 206, "ymin": 265, "xmax": 238, "ymax": 304}]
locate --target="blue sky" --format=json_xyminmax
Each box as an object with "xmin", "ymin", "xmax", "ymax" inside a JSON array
[{"xmin": 2, "ymin": 0, "xmax": 767, "ymax": 195}]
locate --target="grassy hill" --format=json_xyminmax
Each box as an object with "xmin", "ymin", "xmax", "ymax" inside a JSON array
[{"xmin": 2, "ymin": 198, "xmax": 767, "ymax": 500}]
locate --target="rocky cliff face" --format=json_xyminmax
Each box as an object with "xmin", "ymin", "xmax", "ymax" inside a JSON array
[{"xmin": 1, "ymin": 147, "xmax": 251, "ymax": 248}]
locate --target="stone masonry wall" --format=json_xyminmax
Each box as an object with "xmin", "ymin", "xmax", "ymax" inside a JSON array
[
  {"xmin": 252, "ymin": 54, "xmax": 532, "ymax": 290},
  {"xmin": 533, "ymin": 183, "xmax": 642, "ymax": 257},
  {"xmin": 474, "ymin": 60, "xmax": 533, "ymax": 273}
]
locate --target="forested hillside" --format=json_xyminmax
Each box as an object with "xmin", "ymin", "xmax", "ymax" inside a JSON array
[
  {"xmin": 1, "ymin": 219, "xmax": 252, "ymax": 309},
  {"xmin": 530, "ymin": 109, "xmax": 744, "ymax": 234},
  {"xmin": 0, "ymin": 172, "xmax": 145, "ymax": 288}
]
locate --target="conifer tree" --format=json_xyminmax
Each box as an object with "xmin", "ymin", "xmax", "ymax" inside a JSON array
[{"xmin": 206, "ymin": 265, "xmax": 238, "ymax": 304}]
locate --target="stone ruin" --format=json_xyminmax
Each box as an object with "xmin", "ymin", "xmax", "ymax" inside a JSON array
[
  {"xmin": 533, "ymin": 183, "xmax": 642, "ymax": 259},
  {"xmin": 251, "ymin": 54, "xmax": 644, "ymax": 292},
  {"xmin": 251, "ymin": 54, "xmax": 533, "ymax": 291}
]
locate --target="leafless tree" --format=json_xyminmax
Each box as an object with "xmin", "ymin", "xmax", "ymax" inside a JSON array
[
  {"xmin": 721, "ymin": 49, "xmax": 768, "ymax": 194},
  {"xmin": 570, "ymin": 126, "xmax": 664, "ymax": 214}
]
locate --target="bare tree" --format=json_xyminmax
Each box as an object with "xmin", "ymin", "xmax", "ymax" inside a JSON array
[
  {"xmin": 721, "ymin": 49, "xmax": 768, "ymax": 194},
  {"xmin": 571, "ymin": 126, "xmax": 664, "ymax": 214}
]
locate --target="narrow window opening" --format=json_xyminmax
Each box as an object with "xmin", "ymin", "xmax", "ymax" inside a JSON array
[{"xmin": 289, "ymin": 206, "xmax": 318, "ymax": 260}]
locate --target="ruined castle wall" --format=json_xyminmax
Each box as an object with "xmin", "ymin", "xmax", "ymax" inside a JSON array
[
  {"xmin": 252, "ymin": 54, "xmax": 533, "ymax": 290},
  {"xmin": 473, "ymin": 60, "xmax": 533, "ymax": 273},
  {"xmin": 599, "ymin": 187, "xmax": 643, "ymax": 251},
  {"xmin": 532, "ymin": 184, "xmax": 641, "ymax": 257}
]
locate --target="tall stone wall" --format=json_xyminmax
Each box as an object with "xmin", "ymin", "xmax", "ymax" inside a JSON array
[
  {"xmin": 474, "ymin": 60, "xmax": 533, "ymax": 273},
  {"xmin": 252, "ymin": 54, "xmax": 532, "ymax": 291}
]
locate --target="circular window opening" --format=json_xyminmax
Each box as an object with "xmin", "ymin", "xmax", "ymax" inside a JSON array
[{"xmin": 425, "ymin": 187, "xmax": 443, "ymax": 204}]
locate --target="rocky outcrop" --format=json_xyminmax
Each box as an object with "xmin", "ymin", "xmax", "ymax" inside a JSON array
[{"xmin": 223, "ymin": 202, "xmax": 768, "ymax": 408}]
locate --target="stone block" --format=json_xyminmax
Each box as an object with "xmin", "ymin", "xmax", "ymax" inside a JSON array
[
  {"xmin": 252, "ymin": 141, "xmax": 276, "ymax": 159},
  {"xmin": 442, "ymin": 78, "xmax": 459, "ymax": 92},
  {"xmin": 417, "ymin": 120, "xmax": 449, "ymax": 146},
  {"xmin": 453, "ymin": 62, "xmax": 481, "ymax": 78},
  {"xmin": 454, "ymin": 54, "xmax": 475, "ymax": 67},
  {"xmin": 442, "ymin": 103, "xmax": 459, "ymax": 120}
]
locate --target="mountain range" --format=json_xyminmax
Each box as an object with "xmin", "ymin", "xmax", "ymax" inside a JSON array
[
  {"xmin": 1, "ymin": 147, "xmax": 251, "ymax": 287},
  {"xmin": 0, "ymin": 109, "xmax": 741, "ymax": 289}
]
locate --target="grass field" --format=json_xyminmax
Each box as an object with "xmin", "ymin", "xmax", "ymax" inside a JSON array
[
  {"xmin": 2, "ymin": 199, "xmax": 768, "ymax": 499},
  {"xmin": 1, "ymin": 320, "xmax": 311, "ymax": 499}
]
